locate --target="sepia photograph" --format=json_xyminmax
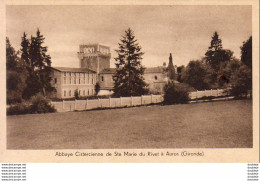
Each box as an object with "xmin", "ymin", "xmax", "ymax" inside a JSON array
[{"xmin": 4, "ymin": 3, "xmax": 256, "ymax": 154}]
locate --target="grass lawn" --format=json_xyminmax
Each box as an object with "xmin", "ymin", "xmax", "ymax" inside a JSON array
[{"xmin": 7, "ymin": 99, "xmax": 252, "ymax": 149}]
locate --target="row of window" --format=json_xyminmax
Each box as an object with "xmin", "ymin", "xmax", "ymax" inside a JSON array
[
  {"xmin": 63, "ymin": 72, "xmax": 95, "ymax": 77},
  {"xmin": 63, "ymin": 89, "xmax": 95, "ymax": 97},
  {"xmin": 63, "ymin": 77, "xmax": 95, "ymax": 85}
]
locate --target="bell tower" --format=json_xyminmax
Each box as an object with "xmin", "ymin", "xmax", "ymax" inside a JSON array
[{"xmin": 78, "ymin": 43, "xmax": 111, "ymax": 74}]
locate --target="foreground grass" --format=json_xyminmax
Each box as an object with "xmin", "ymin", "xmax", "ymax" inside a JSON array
[{"xmin": 7, "ymin": 99, "xmax": 252, "ymax": 149}]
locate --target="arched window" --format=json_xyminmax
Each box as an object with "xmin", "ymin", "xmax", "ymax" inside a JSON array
[{"xmin": 154, "ymin": 75, "xmax": 158, "ymax": 80}]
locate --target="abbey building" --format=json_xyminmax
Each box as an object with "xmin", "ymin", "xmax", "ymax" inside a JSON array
[{"xmin": 50, "ymin": 43, "xmax": 176, "ymax": 99}]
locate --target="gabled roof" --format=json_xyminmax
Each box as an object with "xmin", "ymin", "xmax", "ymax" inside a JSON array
[
  {"xmin": 100, "ymin": 66, "xmax": 166, "ymax": 74},
  {"xmin": 51, "ymin": 67, "xmax": 96, "ymax": 73},
  {"xmin": 145, "ymin": 66, "xmax": 166, "ymax": 73}
]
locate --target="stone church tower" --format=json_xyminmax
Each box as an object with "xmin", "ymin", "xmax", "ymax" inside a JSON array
[{"xmin": 77, "ymin": 43, "xmax": 111, "ymax": 74}]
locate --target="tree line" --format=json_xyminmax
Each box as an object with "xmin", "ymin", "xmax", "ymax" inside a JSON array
[
  {"xmin": 112, "ymin": 30, "xmax": 252, "ymax": 100},
  {"xmin": 173, "ymin": 32, "xmax": 252, "ymax": 98},
  {"xmin": 7, "ymin": 29, "xmax": 54, "ymax": 104}
]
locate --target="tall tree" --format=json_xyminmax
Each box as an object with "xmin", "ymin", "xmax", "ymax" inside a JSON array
[
  {"xmin": 167, "ymin": 53, "xmax": 176, "ymax": 80},
  {"xmin": 205, "ymin": 32, "xmax": 233, "ymax": 71},
  {"xmin": 176, "ymin": 65, "xmax": 185, "ymax": 82},
  {"xmin": 241, "ymin": 36, "xmax": 252, "ymax": 70},
  {"xmin": 113, "ymin": 28, "xmax": 148, "ymax": 97},
  {"xmin": 22, "ymin": 29, "xmax": 54, "ymax": 98}
]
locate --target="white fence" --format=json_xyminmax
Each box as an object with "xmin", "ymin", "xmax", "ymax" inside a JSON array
[
  {"xmin": 189, "ymin": 89, "xmax": 228, "ymax": 100},
  {"xmin": 51, "ymin": 95, "xmax": 163, "ymax": 112},
  {"xmin": 51, "ymin": 89, "xmax": 228, "ymax": 112}
]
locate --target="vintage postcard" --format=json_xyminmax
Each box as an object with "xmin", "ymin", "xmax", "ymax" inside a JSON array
[{"xmin": 0, "ymin": 0, "xmax": 259, "ymax": 163}]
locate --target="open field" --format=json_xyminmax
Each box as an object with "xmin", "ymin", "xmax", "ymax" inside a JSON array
[{"xmin": 7, "ymin": 99, "xmax": 252, "ymax": 149}]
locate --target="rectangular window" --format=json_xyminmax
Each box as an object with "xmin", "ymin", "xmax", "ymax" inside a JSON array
[
  {"xmin": 69, "ymin": 72, "xmax": 71, "ymax": 76},
  {"xmin": 83, "ymin": 90, "xmax": 85, "ymax": 96},
  {"xmin": 92, "ymin": 79, "xmax": 94, "ymax": 84},
  {"xmin": 88, "ymin": 89, "xmax": 89, "ymax": 95},
  {"xmin": 69, "ymin": 78, "xmax": 72, "ymax": 84},
  {"xmin": 79, "ymin": 78, "xmax": 81, "ymax": 84},
  {"xmin": 79, "ymin": 90, "xmax": 81, "ymax": 96},
  {"xmin": 64, "ymin": 90, "xmax": 66, "ymax": 97},
  {"xmin": 54, "ymin": 78, "xmax": 57, "ymax": 84},
  {"xmin": 64, "ymin": 72, "xmax": 66, "ymax": 76},
  {"xmin": 64, "ymin": 77, "xmax": 66, "ymax": 84},
  {"xmin": 69, "ymin": 90, "xmax": 71, "ymax": 96},
  {"xmin": 92, "ymin": 89, "xmax": 94, "ymax": 95},
  {"xmin": 74, "ymin": 78, "xmax": 76, "ymax": 84}
]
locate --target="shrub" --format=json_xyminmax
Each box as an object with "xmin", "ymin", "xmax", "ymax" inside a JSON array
[
  {"xmin": 74, "ymin": 89, "xmax": 79, "ymax": 99},
  {"xmin": 30, "ymin": 93, "xmax": 56, "ymax": 114},
  {"xmin": 95, "ymin": 83, "xmax": 100, "ymax": 95},
  {"xmin": 7, "ymin": 103, "xmax": 30, "ymax": 115},
  {"xmin": 163, "ymin": 81, "xmax": 190, "ymax": 105}
]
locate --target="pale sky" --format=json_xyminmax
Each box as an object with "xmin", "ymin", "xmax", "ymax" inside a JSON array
[{"xmin": 6, "ymin": 5, "xmax": 252, "ymax": 68}]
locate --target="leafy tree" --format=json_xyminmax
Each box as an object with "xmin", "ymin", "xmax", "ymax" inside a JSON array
[
  {"xmin": 182, "ymin": 60, "xmax": 211, "ymax": 90},
  {"xmin": 6, "ymin": 38, "xmax": 27, "ymax": 104},
  {"xmin": 217, "ymin": 58, "xmax": 241, "ymax": 87},
  {"xmin": 167, "ymin": 53, "xmax": 176, "ymax": 80},
  {"xmin": 113, "ymin": 28, "xmax": 148, "ymax": 97},
  {"xmin": 176, "ymin": 65, "xmax": 185, "ymax": 82},
  {"xmin": 241, "ymin": 36, "xmax": 252, "ymax": 70},
  {"xmin": 230, "ymin": 65, "xmax": 252, "ymax": 98},
  {"xmin": 163, "ymin": 81, "xmax": 189, "ymax": 105},
  {"xmin": 205, "ymin": 32, "xmax": 233, "ymax": 71}
]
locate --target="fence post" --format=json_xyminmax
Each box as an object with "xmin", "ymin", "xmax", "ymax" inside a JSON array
[
  {"xmin": 141, "ymin": 95, "xmax": 143, "ymax": 105},
  {"xmin": 131, "ymin": 96, "xmax": 133, "ymax": 106},
  {"xmin": 120, "ymin": 97, "xmax": 122, "ymax": 107},
  {"xmin": 62, "ymin": 100, "xmax": 65, "ymax": 111},
  {"xmin": 109, "ymin": 97, "xmax": 111, "ymax": 108},
  {"xmin": 74, "ymin": 99, "xmax": 77, "ymax": 110}
]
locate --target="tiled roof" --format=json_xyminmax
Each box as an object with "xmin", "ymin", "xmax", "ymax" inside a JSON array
[
  {"xmin": 100, "ymin": 68, "xmax": 116, "ymax": 74},
  {"xmin": 100, "ymin": 66, "xmax": 166, "ymax": 74},
  {"xmin": 145, "ymin": 66, "xmax": 166, "ymax": 73},
  {"xmin": 51, "ymin": 67, "xmax": 96, "ymax": 73}
]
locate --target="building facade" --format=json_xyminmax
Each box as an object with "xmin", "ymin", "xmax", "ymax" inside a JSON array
[
  {"xmin": 50, "ymin": 67, "xmax": 97, "ymax": 99},
  {"xmin": 50, "ymin": 43, "xmax": 175, "ymax": 99},
  {"xmin": 78, "ymin": 43, "xmax": 111, "ymax": 74},
  {"xmin": 99, "ymin": 66, "xmax": 168, "ymax": 95}
]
